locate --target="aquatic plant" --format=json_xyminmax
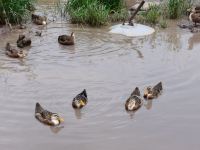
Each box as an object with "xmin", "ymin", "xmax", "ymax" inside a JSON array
[
  {"xmin": 168, "ymin": 0, "xmax": 192, "ymax": 19},
  {"xmin": 136, "ymin": 4, "xmax": 161, "ymax": 25},
  {"xmin": 145, "ymin": 5, "xmax": 160, "ymax": 24},
  {"xmin": 65, "ymin": 0, "xmax": 127, "ymax": 26},
  {"xmin": 0, "ymin": 0, "xmax": 35, "ymax": 24},
  {"xmin": 100, "ymin": 0, "xmax": 124, "ymax": 10}
]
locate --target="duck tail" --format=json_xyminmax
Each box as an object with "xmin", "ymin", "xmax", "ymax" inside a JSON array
[
  {"xmin": 153, "ymin": 82, "xmax": 162, "ymax": 91},
  {"xmin": 131, "ymin": 87, "xmax": 140, "ymax": 96},
  {"xmin": 81, "ymin": 89, "xmax": 87, "ymax": 98},
  {"xmin": 35, "ymin": 102, "xmax": 44, "ymax": 114}
]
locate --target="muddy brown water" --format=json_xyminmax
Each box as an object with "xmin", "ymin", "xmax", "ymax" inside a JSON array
[{"xmin": 1, "ymin": 1, "xmax": 200, "ymax": 150}]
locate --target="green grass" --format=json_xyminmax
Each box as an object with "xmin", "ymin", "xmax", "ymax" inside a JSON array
[
  {"xmin": 168, "ymin": 0, "xmax": 192, "ymax": 19},
  {"xmin": 65, "ymin": 0, "xmax": 127, "ymax": 26},
  {"xmin": 0, "ymin": 0, "xmax": 35, "ymax": 24},
  {"xmin": 136, "ymin": 4, "xmax": 161, "ymax": 25},
  {"xmin": 135, "ymin": 0, "xmax": 192, "ymax": 27}
]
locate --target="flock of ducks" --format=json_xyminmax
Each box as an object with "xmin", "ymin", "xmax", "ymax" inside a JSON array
[
  {"xmin": 35, "ymin": 82, "xmax": 163, "ymax": 126},
  {"xmin": 5, "ymin": 14, "xmax": 75, "ymax": 58},
  {"xmin": 3, "ymin": 14, "xmax": 164, "ymax": 126}
]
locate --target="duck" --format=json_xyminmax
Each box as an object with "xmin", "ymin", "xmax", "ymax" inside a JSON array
[
  {"xmin": 125, "ymin": 87, "xmax": 143, "ymax": 111},
  {"xmin": 58, "ymin": 32, "xmax": 75, "ymax": 45},
  {"xmin": 17, "ymin": 34, "xmax": 31, "ymax": 48},
  {"xmin": 189, "ymin": 8, "xmax": 200, "ymax": 26},
  {"xmin": 72, "ymin": 89, "xmax": 88, "ymax": 109},
  {"xmin": 144, "ymin": 82, "xmax": 163, "ymax": 99},
  {"xmin": 5, "ymin": 43, "xmax": 26, "ymax": 58},
  {"xmin": 35, "ymin": 102, "xmax": 64, "ymax": 126},
  {"xmin": 32, "ymin": 14, "xmax": 47, "ymax": 25}
]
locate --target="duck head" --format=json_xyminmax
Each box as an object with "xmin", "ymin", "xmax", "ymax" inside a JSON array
[
  {"xmin": 73, "ymin": 99, "xmax": 87, "ymax": 108},
  {"xmin": 143, "ymin": 86, "xmax": 154, "ymax": 99},
  {"xmin": 51, "ymin": 113, "xmax": 64, "ymax": 125}
]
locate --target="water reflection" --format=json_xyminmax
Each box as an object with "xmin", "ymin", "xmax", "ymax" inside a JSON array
[
  {"xmin": 143, "ymin": 100, "xmax": 153, "ymax": 110},
  {"xmin": 50, "ymin": 126, "xmax": 64, "ymax": 134},
  {"xmin": 188, "ymin": 33, "xmax": 200, "ymax": 50},
  {"xmin": 74, "ymin": 109, "xmax": 83, "ymax": 119},
  {"xmin": 126, "ymin": 110, "xmax": 136, "ymax": 119}
]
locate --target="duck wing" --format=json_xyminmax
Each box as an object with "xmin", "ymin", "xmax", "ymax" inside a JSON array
[
  {"xmin": 125, "ymin": 95, "xmax": 142, "ymax": 111},
  {"xmin": 192, "ymin": 13, "xmax": 200, "ymax": 23},
  {"xmin": 35, "ymin": 103, "xmax": 56, "ymax": 125}
]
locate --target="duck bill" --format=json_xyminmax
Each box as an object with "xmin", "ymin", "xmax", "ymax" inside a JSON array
[
  {"xmin": 59, "ymin": 117, "xmax": 64, "ymax": 123},
  {"xmin": 80, "ymin": 100, "xmax": 85, "ymax": 106}
]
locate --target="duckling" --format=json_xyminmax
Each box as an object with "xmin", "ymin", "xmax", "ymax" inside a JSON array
[
  {"xmin": 17, "ymin": 34, "xmax": 31, "ymax": 48},
  {"xmin": 72, "ymin": 89, "xmax": 88, "ymax": 109},
  {"xmin": 58, "ymin": 32, "xmax": 75, "ymax": 45},
  {"xmin": 32, "ymin": 14, "xmax": 47, "ymax": 25},
  {"xmin": 125, "ymin": 87, "xmax": 143, "ymax": 111},
  {"xmin": 144, "ymin": 82, "xmax": 163, "ymax": 99},
  {"xmin": 5, "ymin": 43, "xmax": 26, "ymax": 58},
  {"xmin": 189, "ymin": 9, "xmax": 200, "ymax": 26},
  {"xmin": 35, "ymin": 102, "xmax": 64, "ymax": 126}
]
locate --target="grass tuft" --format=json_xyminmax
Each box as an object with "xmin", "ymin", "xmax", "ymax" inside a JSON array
[
  {"xmin": 0, "ymin": 0, "xmax": 35, "ymax": 24},
  {"xmin": 65, "ymin": 0, "xmax": 126, "ymax": 26}
]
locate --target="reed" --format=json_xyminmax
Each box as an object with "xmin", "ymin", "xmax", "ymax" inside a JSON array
[
  {"xmin": 65, "ymin": 0, "xmax": 127, "ymax": 26},
  {"xmin": 0, "ymin": 0, "xmax": 35, "ymax": 24}
]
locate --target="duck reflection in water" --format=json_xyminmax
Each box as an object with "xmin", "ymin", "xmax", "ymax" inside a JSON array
[
  {"xmin": 74, "ymin": 109, "xmax": 83, "ymax": 119},
  {"xmin": 143, "ymin": 99, "xmax": 153, "ymax": 110},
  {"xmin": 50, "ymin": 126, "xmax": 64, "ymax": 134},
  {"xmin": 126, "ymin": 111, "xmax": 136, "ymax": 119},
  {"xmin": 188, "ymin": 33, "xmax": 200, "ymax": 50}
]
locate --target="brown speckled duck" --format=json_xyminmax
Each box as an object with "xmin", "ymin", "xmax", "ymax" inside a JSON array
[
  {"xmin": 5, "ymin": 43, "xmax": 26, "ymax": 58},
  {"xmin": 32, "ymin": 14, "xmax": 47, "ymax": 25},
  {"xmin": 35, "ymin": 102, "xmax": 64, "ymax": 126},
  {"xmin": 144, "ymin": 82, "xmax": 163, "ymax": 99},
  {"xmin": 17, "ymin": 34, "xmax": 31, "ymax": 48},
  {"xmin": 58, "ymin": 32, "xmax": 75, "ymax": 45},
  {"xmin": 125, "ymin": 87, "xmax": 143, "ymax": 111},
  {"xmin": 72, "ymin": 89, "xmax": 88, "ymax": 109},
  {"xmin": 189, "ymin": 7, "xmax": 200, "ymax": 26}
]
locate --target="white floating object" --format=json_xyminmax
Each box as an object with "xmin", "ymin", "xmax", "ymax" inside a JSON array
[{"xmin": 109, "ymin": 23, "xmax": 155, "ymax": 37}]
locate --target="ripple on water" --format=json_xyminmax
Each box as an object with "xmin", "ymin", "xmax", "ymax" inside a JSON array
[{"xmin": 0, "ymin": 20, "xmax": 200, "ymax": 150}]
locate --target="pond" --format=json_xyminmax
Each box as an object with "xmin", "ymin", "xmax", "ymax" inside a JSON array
[{"xmin": 0, "ymin": 1, "xmax": 200, "ymax": 150}]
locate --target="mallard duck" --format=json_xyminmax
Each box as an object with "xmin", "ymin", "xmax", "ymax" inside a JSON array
[
  {"xmin": 35, "ymin": 102, "xmax": 64, "ymax": 126},
  {"xmin": 5, "ymin": 43, "xmax": 26, "ymax": 58},
  {"xmin": 32, "ymin": 14, "xmax": 47, "ymax": 25},
  {"xmin": 72, "ymin": 89, "xmax": 88, "ymax": 109},
  {"xmin": 58, "ymin": 32, "xmax": 75, "ymax": 45},
  {"xmin": 189, "ymin": 8, "xmax": 200, "ymax": 26},
  {"xmin": 144, "ymin": 82, "xmax": 163, "ymax": 99},
  {"xmin": 125, "ymin": 87, "xmax": 143, "ymax": 111},
  {"xmin": 17, "ymin": 34, "xmax": 31, "ymax": 48}
]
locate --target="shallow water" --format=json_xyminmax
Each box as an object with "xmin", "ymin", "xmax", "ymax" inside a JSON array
[{"xmin": 1, "ymin": 1, "xmax": 200, "ymax": 150}]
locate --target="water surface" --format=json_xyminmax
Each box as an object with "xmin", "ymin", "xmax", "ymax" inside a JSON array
[{"xmin": 0, "ymin": 2, "xmax": 200, "ymax": 150}]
